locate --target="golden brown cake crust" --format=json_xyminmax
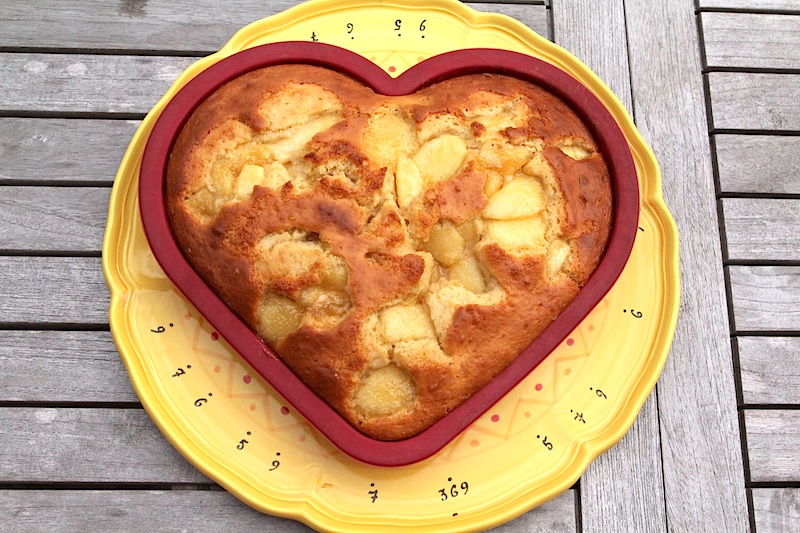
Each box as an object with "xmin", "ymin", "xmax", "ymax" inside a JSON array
[{"xmin": 166, "ymin": 64, "xmax": 612, "ymax": 441}]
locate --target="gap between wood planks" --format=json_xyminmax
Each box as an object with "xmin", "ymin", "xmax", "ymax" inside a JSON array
[{"xmin": 0, "ymin": 481, "xmax": 223, "ymax": 491}]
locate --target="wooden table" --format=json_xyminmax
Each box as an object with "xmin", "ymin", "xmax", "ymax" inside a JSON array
[{"xmin": 1, "ymin": 1, "xmax": 797, "ymax": 531}]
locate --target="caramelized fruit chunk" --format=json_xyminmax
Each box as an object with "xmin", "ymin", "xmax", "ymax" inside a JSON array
[
  {"xmin": 483, "ymin": 177, "xmax": 545, "ymax": 219},
  {"xmin": 522, "ymin": 152, "xmax": 556, "ymax": 180},
  {"xmin": 412, "ymin": 134, "xmax": 467, "ymax": 183},
  {"xmin": 258, "ymin": 82, "xmax": 343, "ymax": 130},
  {"xmin": 267, "ymin": 114, "xmax": 342, "ymax": 163},
  {"xmin": 456, "ymin": 219, "xmax": 480, "ymax": 244},
  {"xmin": 422, "ymin": 222, "xmax": 465, "ymax": 267},
  {"xmin": 257, "ymin": 294, "xmax": 304, "ymax": 345},
  {"xmin": 362, "ymin": 108, "xmax": 419, "ymax": 168},
  {"xmin": 478, "ymin": 142, "xmax": 534, "ymax": 175},
  {"xmin": 556, "ymin": 138, "xmax": 593, "ymax": 160},
  {"xmin": 449, "ymin": 255, "xmax": 486, "ymax": 293},
  {"xmin": 547, "ymin": 239, "xmax": 572, "ymax": 278},
  {"xmin": 319, "ymin": 254, "xmax": 349, "ymax": 291},
  {"xmin": 354, "ymin": 363, "xmax": 417, "ymax": 416},
  {"xmin": 486, "ymin": 217, "xmax": 547, "ymax": 250},
  {"xmin": 395, "ymin": 153, "xmax": 424, "ymax": 208},
  {"xmin": 234, "ymin": 164, "xmax": 266, "ymax": 200},
  {"xmin": 379, "ymin": 304, "xmax": 437, "ymax": 343}
]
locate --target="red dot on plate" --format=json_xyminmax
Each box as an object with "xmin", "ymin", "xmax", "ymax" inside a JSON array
[
  {"xmin": 243, "ymin": 375, "xmax": 251, "ymax": 384},
  {"xmin": 566, "ymin": 338, "xmax": 574, "ymax": 346},
  {"xmin": 565, "ymin": 368, "xmax": 572, "ymax": 376},
  {"xmin": 470, "ymin": 439, "xmax": 480, "ymax": 447},
  {"xmin": 588, "ymin": 324, "xmax": 596, "ymax": 332},
  {"xmin": 491, "ymin": 414, "xmax": 500, "ymax": 422},
  {"xmin": 249, "ymin": 403, "xmax": 256, "ymax": 411},
  {"xmin": 525, "ymin": 411, "xmax": 531, "ymax": 417},
  {"xmin": 535, "ymin": 383, "xmax": 543, "ymax": 391},
  {"xmin": 299, "ymin": 435, "xmax": 306, "ymax": 442},
  {"xmin": 211, "ymin": 332, "xmax": 219, "ymax": 341},
  {"xmin": 213, "ymin": 365, "xmax": 221, "ymax": 373},
  {"xmin": 280, "ymin": 406, "xmax": 290, "ymax": 415},
  {"xmin": 388, "ymin": 66, "xmax": 396, "ymax": 72}
]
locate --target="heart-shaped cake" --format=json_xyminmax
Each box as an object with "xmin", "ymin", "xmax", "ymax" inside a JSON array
[{"xmin": 140, "ymin": 43, "xmax": 638, "ymax": 461}]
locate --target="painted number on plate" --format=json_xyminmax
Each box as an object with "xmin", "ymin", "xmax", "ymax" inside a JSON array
[
  {"xmin": 439, "ymin": 478, "xmax": 469, "ymax": 501},
  {"xmin": 171, "ymin": 364, "xmax": 191, "ymax": 378},
  {"xmin": 150, "ymin": 323, "xmax": 174, "ymax": 333},
  {"xmin": 269, "ymin": 452, "xmax": 281, "ymax": 471},
  {"xmin": 194, "ymin": 392, "xmax": 212, "ymax": 407},
  {"xmin": 236, "ymin": 431, "xmax": 252, "ymax": 450},
  {"xmin": 590, "ymin": 387, "xmax": 608, "ymax": 399},
  {"xmin": 624, "ymin": 308, "xmax": 643, "ymax": 319}
]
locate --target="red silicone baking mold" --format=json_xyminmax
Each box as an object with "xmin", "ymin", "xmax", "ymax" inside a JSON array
[{"xmin": 138, "ymin": 41, "xmax": 639, "ymax": 467}]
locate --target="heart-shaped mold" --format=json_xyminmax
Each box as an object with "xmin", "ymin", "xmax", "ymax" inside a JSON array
[{"xmin": 139, "ymin": 42, "xmax": 639, "ymax": 466}]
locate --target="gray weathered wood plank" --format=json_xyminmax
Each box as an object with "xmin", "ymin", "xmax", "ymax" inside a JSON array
[
  {"xmin": 0, "ymin": 118, "xmax": 139, "ymax": 184},
  {"xmin": 552, "ymin": 2, "xmax": 666, "ymax": 531},
  {"xmin": 487, "ymin": 490, "xmax": 576, "ymax": 532},
  {"xmin": 0, "ymin": 403, "xmax": 576, "ymax": 528},
  {"xmin": 0, "ymin": 53, "xmax": 196, "ymax": 115},
  {"xmin": 722, "ymin": 198, "xmax": 800, "ymax": 261},
  {"xmin": 699, "ymin": 0, "xmax": 800, "ymax": 10},
  {"xmin": 708, "ymin": 72, "xmax": 800, "ymax": 131},
  {"xmin": 0, "ymin": 330, "xmax": 138, "ymax": 403},
  {"xmin": 580, "ymin": 395, "xmax": 665, "ymax": 532},
  {"xmin": 702, "ymin": 12, "xmax": 800, "ymax": 69},
  {"xmin": 746, "ymin": 410, "xmax": 800, "ymax": 482},
  {"xmin": 0, "ymin": 488, "xmax": 312, "ymax": 532},
  {"xmin": 0, "ymin": 487, "xmax": 575, "ymax": 532},
  {"xmin": 0, "ymin": 408, "xmax": 209, "ymax": 483},
  {"xmin": 738, "ymin": 337, "xmax": 800, "ymax": 405},
  {"xmin": 551, "ymin": 0, "xmax": 633, "ymax": 102},
  {"xmin": 0, "ymin": 256, "xmax": 109, "ymax": 325},
  {"xmin": 715, "ymin": 134, "xmax": 800, "ymax": 194},
  {"xmin": 469, "ymin": 2, "xmax": 551, "ymax": 39},
  {"xmin": 0, "ymin": 1, "xmax": 549, "ymax": 53},
  {"xmin": 752, "ymin": 488, "xmax": 800, "ymax": 533},
  {"xmin": 0, "ymin": 6, "xmax": 549, "ymax": 117},
  {"xmin": 729, "ymin": 266, "xmax": 800, "ymax": 332},
  {"xmin": 0, "ymin": 488, "xmax": 313, "ymax": 532},
  {"xmin": 0, "ymin": 187, "xmax": 110, "ymax": 252},
  {"xmin": 624, "ymin": 0, "xmax": 749, "ymax": 531},
  {"xmin": 0, "ymin": 0, "xmax": 298, "ymax": 53}
]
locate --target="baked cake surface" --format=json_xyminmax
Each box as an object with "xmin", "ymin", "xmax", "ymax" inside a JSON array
[{"xmin": 166, "ymin": 64, "xmax": 612, "ymax": 441}]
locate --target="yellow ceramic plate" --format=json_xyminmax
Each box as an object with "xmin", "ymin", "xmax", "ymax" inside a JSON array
[{"xmin": 103, "ymin": 1, "xmax": 679, "ymax": 531}]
